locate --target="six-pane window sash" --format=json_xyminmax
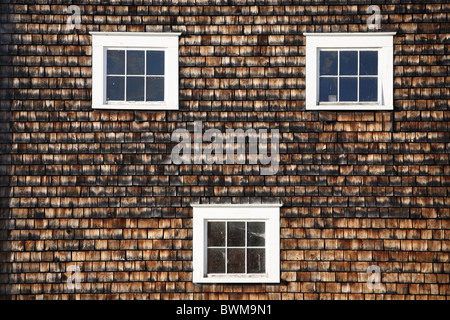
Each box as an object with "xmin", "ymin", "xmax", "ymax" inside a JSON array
[
  {"xmin": 106, "ymin": 49, "xmax": 165, "ymax": 102},
  {"xmin": 207, "ymin": 221, "xmax": 266, "ymax": 275},
  {"xmin": 319, "ymin": 49, "xmax": 379, "ymax": 104}
]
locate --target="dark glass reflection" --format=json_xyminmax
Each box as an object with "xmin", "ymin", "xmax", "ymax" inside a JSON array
[
  {"xmin": 227, "ymin": 222, "xmax": 245, "ymax": 247},
  {"xmin": 146, "ymin": 77, "xmax": 164, "ymax": 101},
  {"xmin": 247, "ymin": 222, "xmax": 265, "ymax": 247},
  {"xmin": 227, "ymin": 248, "xmax": 245, "ymax": 273},
  {"xmin": 207, "ymin": 248, "xmax": 225, "ymax": 273},
  {"xmin": 340, "ymin": 51, "xmax": 358, "ymax": 75},
  {"xmin": 127, "ymin": 50, "xmax": 145, "ymax": 75},
  {"xmin": 319, "ymin": 77, "xmax": 337, "ymax": 102},
  {"xmin": 107, "ymin": 50, "xmax": 125, "ymax": 75},
  {"xmin": 126, "ymin": 77, "xmax": 144, "ymax": 101},
  {"xmin": 207, "ymin": 222, "xmax": 225, "ymax": 247},
  {"xmin": 247, "ymin": 249, "xmax": 265, "ymax": 273},
  {"xmin": 360, "ymin": 51, "xmax": 378, "ymax": 75},
  {"xmin": 147, "ymin": 51, "xmax": 165, "ymax": 75},
  {"xmin": 106, "ymin": 76, "xmax": 124, "ymax": 100},
  {"xmin": 339, "ymin": 77, "xmax": 358, "ymax": 102},
  {"xmin": 320, "ymin": 51, "xmax": 338, "ymax": 76},
  {"xmin": 360, "ymin": 77, "xmax": 378, "ymax": 102}
]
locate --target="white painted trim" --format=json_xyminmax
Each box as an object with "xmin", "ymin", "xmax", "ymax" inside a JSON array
[
  {"xmin": 191, "ymin": 203, "xmax": 283, "ymax": 208},
  {"xmin": 192, "ymin": 205, "xmax": 281, "ymax": 284},
  {"xmin": 303, "ymin": 32, "xmax": 396, "ymax": 37},
  {"xmin": 305, "ymin": 32, "xmax": 395, "ymax": 111},
  {"xmin": 90, "ymin": 32, "xmax": 182, "ymax": 36},
  {"xmin": 91, "ymin": 32, "xmax": 180, "ymax": 110}
]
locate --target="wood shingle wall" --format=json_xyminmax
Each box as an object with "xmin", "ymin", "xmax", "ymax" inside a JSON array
[{"xmin": 0, "ymin": 0, "xmax": 449, "ymax": 300}]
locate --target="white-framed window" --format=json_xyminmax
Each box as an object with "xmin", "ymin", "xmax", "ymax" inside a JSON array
[
  {"xmin": 192, "ymin": 204, "xmax": 281, "ymax": 284},
  {"xmin": 90, "ymin": 32, "xmax": 180, "ymax": 110},
  {"xmin": 305, "ymin": 32, "xmax": 395, "ymax": 111}
]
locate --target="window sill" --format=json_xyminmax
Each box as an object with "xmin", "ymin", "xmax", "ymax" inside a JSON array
[
  {"xmin": 92, "ymin": 102, "xmax": 178, "ymax": 110},
  {"xmin": 199, "ymin": 273, "xmax": 278, "ymax": 284},
  {"xmin": 307, "ymin": 104, "xmax": 393, "ymax": 111}
]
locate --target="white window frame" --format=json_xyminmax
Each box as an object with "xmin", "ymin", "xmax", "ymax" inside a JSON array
[
  {"xmin": 90, "ymin": 32, "xmax": 180, "ymax": 110},
  {"xmin": 192, "ymin": 203, "xmax": 281, "ymax": 284},
  {"xmin": 305, "ymin": 32, "xmax": 395, "ymax": 111}
]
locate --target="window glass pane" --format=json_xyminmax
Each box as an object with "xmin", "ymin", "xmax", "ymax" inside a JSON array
[
  {"xmin": 340, "ymin": 51, "xmax": 358, "ymax": 75},
  {"xmin": 107, "ymin": 50, "xmax": 125, "ymax": 75},
  {"xmin": 106, "ymin": 76, "xmax": 124, "ymax": 100},
  {"xmin": 127, "ymin": 50, "xmax": 145, "ymax": 75},
  {"xmin": 320, "ymin": 51, "xmax": 338, "ymax": 76},
  {"xmin": 207, "ymin": 248, "xmax": 225, "ymax": 273},
  {"xmin": 227, "ymin": 222, "xmax": 245, "ymax": 247},
  {"xmin": 319, "ymin": 77, "xmax": 337, "ymax": 102},
  {"xmin": 247, "ymin": 222, "xmax": 265, "ymax": 247},
  {"xmin": 126, "ymin": 77, "xmax": 144, "ymax": 101},
  {"xmin": 227, "ymin": 248, "xmax": 245, "ymax": 273},
  {"xmin": 147, "ymin": 51, "xmax": 165, "ymax": 75},
  {"xmin": 360, "ymin": 77, "xmax": 378, "ymax": 102},
  {"xmin": 146, "ymin": 77, "xmax": 164, "ymax": 101},
  {"xmin": 339, "ymin": 77, "xmax": 357, "ymax": 102},
  {"xmin": 360, "ymin": 51, "xmax": 378, "ymax": 75},
  {"xmin": 208, "ymin": 222, "xmax": 225, "ymax": 247},
  {"xmin": 247, "ymin": 249, "xmax": 265, "ymax": 273}
]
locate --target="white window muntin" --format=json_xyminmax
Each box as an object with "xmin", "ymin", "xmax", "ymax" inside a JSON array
[
  {"xmin": 318, "ymin": 48, "xmax": 380, "ymax": 104},
  {"xmin": 91, "ymin": 32, "xmax": 180, "ymax": 110},
  {"xmin": 206, "ymin": 219, "xmax": 266, "ymax": 276},
  {"xmin": 305, "ymin": 32, "xmax": 395, "ymax": 111},
  {"xmin": 104, "ymin": 47, "xmax": 166, "ymax": 103},
  {"xmin": 192, "ymin": 204, "xmax": 281, "ymax": 284}
]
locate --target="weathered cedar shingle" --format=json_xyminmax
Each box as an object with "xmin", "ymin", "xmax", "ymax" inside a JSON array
[{"xmin": 0, "ymin": 0, "xmax": 448, "ymax": 301}]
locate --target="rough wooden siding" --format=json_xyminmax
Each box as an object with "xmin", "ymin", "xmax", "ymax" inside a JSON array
[
  {"xmin": 0, "ymin": 3, "xmax": 14, "ymax": 299},
  {"xmin": 0, "ymin": 0, "xmax": 449, "ymax": 300}
]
